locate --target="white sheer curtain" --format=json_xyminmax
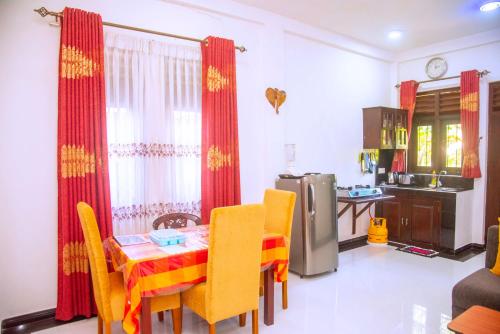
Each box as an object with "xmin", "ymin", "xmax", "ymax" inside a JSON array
[{"xmin": 104, "ymin": 33, "xmax": 201, "ymax": 235}]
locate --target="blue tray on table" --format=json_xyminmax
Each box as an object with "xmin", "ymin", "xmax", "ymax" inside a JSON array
[{"xmin": 149, "ymin": 229, "xmax": 186, "ymax": 246}]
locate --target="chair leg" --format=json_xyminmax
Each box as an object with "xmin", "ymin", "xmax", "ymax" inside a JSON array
[
  {"xmin": 104, "ymin": 321, "xmax": 112, "ymax": 334},
  {"xmin": 172, "ymin": 307, "xmax": 182, "ymax": 334},
  {"xmin": 239, "ymin": 313, "xmax": 247, "ymax": 327},
  {"xmin": 180, "ymin": 305, "xmax": 183, "ymax": 329},
  {"xmin": 157, "ymin": 311, "xmax": 164, "ymax": 322},
  {"xmin": 98, "ymin": 315, "xmax": 103, "ymax": 334},
  {"xmin": 209, "ymin": 322, "xmax": 216, "ymax": 334},
  {"xmin": 252, "ymin": 309, "xmax": 258, "ymax": 334},
  {"xmin": 282, "ymin": 280, "xmax": 288, "ymax": 310}
]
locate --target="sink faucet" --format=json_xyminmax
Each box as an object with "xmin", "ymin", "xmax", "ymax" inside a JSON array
[{"xmin": 436, "ymin": 170, "xmax": 447, "ymax": 188}]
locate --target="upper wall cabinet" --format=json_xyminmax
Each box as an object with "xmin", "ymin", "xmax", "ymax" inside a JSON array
[{"xmin": 363, "ymin": 107, "xmax": 408, "ymax": 149}]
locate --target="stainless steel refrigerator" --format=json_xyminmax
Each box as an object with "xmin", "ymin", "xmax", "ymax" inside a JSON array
[{"xmin": 276, "ymin": 173, "xmax": 338, "ymax": 277}]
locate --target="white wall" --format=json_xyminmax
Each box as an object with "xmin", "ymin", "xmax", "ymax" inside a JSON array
[
  {"xmin": 283, "ymin": 33, "xmax": 391, "ymax": 239},
  {"xmin": 0, "ymin": 0, "xmax": 392, "ymax": 320},
  {"xmin": 394, "ymin": 29, "xmax": 500, "ymax": 245}
]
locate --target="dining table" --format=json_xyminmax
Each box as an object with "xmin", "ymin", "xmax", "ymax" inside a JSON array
[{"xmin": 105, "ymin": 224, "xmax": 289, "ymax": 334}]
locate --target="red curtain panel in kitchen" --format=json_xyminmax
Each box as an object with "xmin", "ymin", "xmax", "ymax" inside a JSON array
[
  {"xmin": 391, "ymin": 150, "xmax": 406, "ymax": 173},
  {"xmin": 460, "ymin": 70, "xmax": 481, "ymax": 178},
  {"xmin": 56, "ymin": 7, "xmax": 113, "ymax": 320},
  {"xmin": 392, "ymin": 80, "xmax": 419, "ymax": 172},
  {"xmin": 201, "ymin": 36, "xmax": 241, "ymax": 224}
]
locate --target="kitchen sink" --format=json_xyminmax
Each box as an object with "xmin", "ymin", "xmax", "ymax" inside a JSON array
[
  {"xmin": 421, "ymin": 187, "xmax": 463, "ymax": 192},
  {"xmin": 435, "ymin": 187, "xmax": 463, "ymax": 192}
]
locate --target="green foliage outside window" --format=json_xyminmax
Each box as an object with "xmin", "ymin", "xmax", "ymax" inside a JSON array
[
  {"xmin": 417, "ymin": 125, "xmax": 432, "ymax": 167},
  {"xmin": 445, "ymin": 124, "xmax": 462, "ymax": 168}
]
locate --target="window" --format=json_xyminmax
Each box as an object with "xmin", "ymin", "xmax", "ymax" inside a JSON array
[
  {"xmin": 409, "ymin": 87, "xmax": 462, "ymax": 174},
  {"xmin": 105, "ymin": 34, "xmax": 202, "ymax": 235}
]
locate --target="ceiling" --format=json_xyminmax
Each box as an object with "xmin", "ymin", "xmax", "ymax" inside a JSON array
[{"xmin": 232, "ymin": 0, "xmax": 500, "ymax": 52}]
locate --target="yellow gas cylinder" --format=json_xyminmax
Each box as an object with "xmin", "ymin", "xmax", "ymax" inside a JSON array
[{"xmin": 368, "ymin": 217, "xmax": 388, "ymax": 244}]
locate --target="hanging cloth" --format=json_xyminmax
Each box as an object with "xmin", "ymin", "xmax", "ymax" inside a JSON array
[
  {"xmin": 460, "ymin": 70, "xmax": 481, "ymax": 178},
  {"xmin": 56, "ymin": 7, "xmax": 113, "ymax": 320},
  {"xmin": 392, "ymin": 80, "xmax": 419, "ymax": 172},
  {"xmin": 200, "ymin": 36, "xmax": 241, "ymax": 224}
]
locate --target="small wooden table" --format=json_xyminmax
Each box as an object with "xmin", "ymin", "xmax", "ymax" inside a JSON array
[
  {"xmin": 337, "ymin": 195, "xmax": 395, "ymax": 234},
  {"xmin": 447, "ymin": 305, "xmax": 500, "ymax": 334}
]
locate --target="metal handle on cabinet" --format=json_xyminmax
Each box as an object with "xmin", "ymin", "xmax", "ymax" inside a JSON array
[
  {"xmin": 405, "ymin": 218, "xmax": 409, "ymax": 226},
  {"xmin": 401, "ymin": 217, "xmax": 404, "ymax": 225}
]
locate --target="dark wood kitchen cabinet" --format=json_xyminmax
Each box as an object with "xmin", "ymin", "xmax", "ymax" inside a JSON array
[
  {"xmin": 363, "ymin": 107, "xmax": 408, "ymax": 149},
  {"xmin": 381, "ymin": 196, "xmax": 405, "ymax": 242},
  {"xmin": 376, "ymin": 188, "xmax": 442, "ymax": 250},
  {"xmin": 407, "ymin": 196, "xmax": 441, "ymax": 249}
]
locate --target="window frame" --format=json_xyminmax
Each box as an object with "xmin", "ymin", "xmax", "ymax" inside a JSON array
[
  {"xmin": 409, "ymin": 116, "xmax": 435, "ymax": 174},
  {"xmin": 408, "ymin": 87, "xmax": 462, "ymax": 175}
]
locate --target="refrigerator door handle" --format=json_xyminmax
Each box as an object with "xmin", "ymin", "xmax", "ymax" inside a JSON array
[{"xmin": 308, "ymin": 183, "xmax": 316, "ymax": 219}]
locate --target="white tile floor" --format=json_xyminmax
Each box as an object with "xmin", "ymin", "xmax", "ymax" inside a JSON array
[{"xmin": 36, "ymin": 244, "xmax": 484, "ymax": 334}]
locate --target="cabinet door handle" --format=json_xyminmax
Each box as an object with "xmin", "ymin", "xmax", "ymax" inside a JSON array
[
  {"xmin": 405, "ymin": 218, "xmax": 409, "ymax": 226},
  {"xmin": 401, "ymin": 217, "xmax": 404, "ymax": 225}
]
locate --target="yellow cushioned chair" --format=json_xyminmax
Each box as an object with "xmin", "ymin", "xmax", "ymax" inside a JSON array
[
  {"xmin": 491, "ymin": 217, "xmax": 500, "ymax": 275},
  {"xmin": 260, "ymin": 189, "xmax": 296, "ymax": 309},
  {"xmin": 77, "ymin": 202, "xmax": 182, "ymax": 334},
  {"xmin": 182, "ymin": 204, "xmax": 266, "ymax": 334}
]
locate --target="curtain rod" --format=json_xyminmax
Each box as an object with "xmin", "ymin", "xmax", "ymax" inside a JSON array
[
  {"xmin": 394, "ymin": 70, "xmax": 490, "ymax": 88},
  {"xmin": 34, "ymin": 7, "xmax": 247, "ymax": 52}
]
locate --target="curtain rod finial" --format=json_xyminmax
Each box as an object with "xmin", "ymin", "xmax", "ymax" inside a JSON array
[
  {"xmin": 34, "ymin": 7, "xmax": 49, "ymax": 17},
  {"xmin": 480, "ymin": 70, "xmax": 490, "ymax": 77}
]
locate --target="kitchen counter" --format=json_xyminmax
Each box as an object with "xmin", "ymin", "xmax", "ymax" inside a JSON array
[
  {"xmin": 379, "ymin": 184, "xmax": 472, "ymax": 193},
  {"xmin": 376, "ymin": 185, "xmax": 474, "ymax": 252},
  {"xmin": 338, "ymin": 194, "xmax": 395, "ymax": 204}
]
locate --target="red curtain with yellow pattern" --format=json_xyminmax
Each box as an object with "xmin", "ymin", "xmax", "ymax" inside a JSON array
[
  {"xmin": 392, "ymin": 80, "xmax": 419, "ymax": 172},
  {"xmin": 201, "ymin": 36, "xmax": 241, "ymax": 224},
  {"xmin": 56, "ymin": 7, "xmax": 113, "ymax": 320},
  {"xmin": 460, "ymin": 70, "xmax": 481, "ymax": 178}
]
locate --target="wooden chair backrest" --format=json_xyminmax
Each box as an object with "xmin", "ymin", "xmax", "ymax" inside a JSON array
[{"xmin": 152, "ymin": 213, "xmax": 201, "ymax": 230}]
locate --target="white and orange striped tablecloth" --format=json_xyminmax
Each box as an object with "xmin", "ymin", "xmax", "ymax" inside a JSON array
[{"xmin": 105, "ymin": 225, "xmax": 288, "ymax": 334}]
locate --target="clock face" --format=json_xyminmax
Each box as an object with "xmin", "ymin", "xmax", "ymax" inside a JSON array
[{"xmin": 426, "ymin": 57, "xmax": 448, "ymax": 79}]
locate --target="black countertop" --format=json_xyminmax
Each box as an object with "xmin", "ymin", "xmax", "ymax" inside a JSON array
[{"xmin": 379, "ymin": 184, "xmax": 472, "ymax": 193}]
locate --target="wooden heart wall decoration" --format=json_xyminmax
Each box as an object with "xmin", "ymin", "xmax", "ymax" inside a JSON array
[{"xmin": 265, "ymin": 88, "xmax": 286, "ymax": 114}]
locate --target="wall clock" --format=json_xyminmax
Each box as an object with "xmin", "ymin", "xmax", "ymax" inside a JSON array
[{"xmin": 425, "ymin": 57, "xmax": 448, "ymax": 79}]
